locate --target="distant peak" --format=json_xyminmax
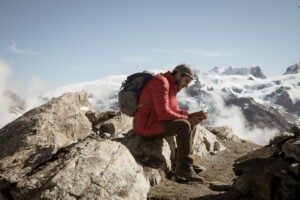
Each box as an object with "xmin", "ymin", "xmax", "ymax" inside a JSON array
[
  {"xmin": 283, "ymin": 61, "xmax": 300, "ymax": 75},
  {"xmin": 209, "ymin": 66, "xmax": 266, "ymax": 79},
  {"xmin": 249, "ymin": 66, "xmax": 266, "ymax": 79}
]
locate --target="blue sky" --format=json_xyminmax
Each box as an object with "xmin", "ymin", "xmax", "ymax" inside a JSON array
[{"xmin": 0, "ymin": 0, "xmax": 300, "ymax": 87}]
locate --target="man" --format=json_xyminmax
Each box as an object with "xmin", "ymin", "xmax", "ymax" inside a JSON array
[{"xmin": 133, "ymin": 64, "xmax": 207, "ymax": 182}]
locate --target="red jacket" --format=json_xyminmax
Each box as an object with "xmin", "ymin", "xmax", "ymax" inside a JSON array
[{"xmin": 133, "ymin": 71, "xmax": 188, "ymax": 136}]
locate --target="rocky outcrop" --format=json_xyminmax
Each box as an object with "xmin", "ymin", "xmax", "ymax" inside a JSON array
[
  {"xmin": 8, "ymin": 138, "xmax": 148, "ymax": 200},
  {"xmin": 192, "ymin": 126, "xmax": 225, "ymax": 157},
  {"xmin": 208, "ymin": 66, "xmax": 266, "ymax": 79},
  {"xmin": 206, "ymin": 126, "xmax": 241, "ymax": 143},
  {"xmin": 0, "ymin": 92, "xmax": 149, "ymax": 200},
  {"xmin": 265, "ymin": 86, "xmax": 300, "ymax": 116},
  {"xmin": 231, "ymin": 128, "xmax": 300, "ymax": 200},
  {"xmin": 0, "ymin": 92, "xmax": 92, "ymax": 188},
  {"xmin": 117, "ymin": 125, "xmax": 225, "ymax": 187},
  {"xmin": 283, "ymin": 61, "xmax": 300, "ymax": 75},
  {"xmin": 85, "ymin": 110, "xmax": 132, "ymax": 137},
  {"xmin": 250, "ymin": 66, "xmax": 266, "ymax": 79}
]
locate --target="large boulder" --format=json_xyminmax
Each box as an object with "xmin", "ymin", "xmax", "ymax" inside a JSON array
[
  {"xmin": 0, "ymin": 92, "xmax": 149, "ymax": 200},
  {"xmin": 9, "ymin": 138, "xmax": 149, "ymax": 200},
  {"xmin": 232, "ymin": 131, "xmax": 300, "ymax": 200},
  {"xmin": 193, "ymin": 126, "xmax": 226, "ymax": 158},
  {"xmin": 0, "ymin": 92, "xmax": 92, "ymax": 188},
  {"xmin": 118, "ymin": 125, "xmax": 226, "ymax": 174},
  {"xmin": 118, "ymin": 131, "xmax": 172, "ymax": 171}
]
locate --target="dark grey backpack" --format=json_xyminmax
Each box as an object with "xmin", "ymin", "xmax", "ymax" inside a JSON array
[{"xmin": 118, "ymin": 71, "xmax": 154, "ymax": 116}]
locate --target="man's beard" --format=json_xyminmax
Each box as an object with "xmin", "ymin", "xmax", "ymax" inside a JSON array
[
  {"xmin": 174, "ymin": 80, "xmax": 182, "ymax": 91},
  {"xmin": 174, "ymin": 78, "xmax": 180, "ymax": 86}
]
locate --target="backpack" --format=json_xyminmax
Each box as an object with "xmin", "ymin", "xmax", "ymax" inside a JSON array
[{"xmin": 118, "ymin": 71, "xmax": 154, "ymax": 116}]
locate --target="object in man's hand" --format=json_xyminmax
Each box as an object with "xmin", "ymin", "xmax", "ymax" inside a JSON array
[{"xmin": 190, "ymin": 111, "xmax": 207, "ymax": 121}]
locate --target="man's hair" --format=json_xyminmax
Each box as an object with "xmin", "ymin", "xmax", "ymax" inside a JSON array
[
  {"xmin": 172, "ymin": 70, "xmax": 190, "ymax": 78},
  {"xmin": 172, "ymin": 64, "xmax": 194, "ymax": 79}
]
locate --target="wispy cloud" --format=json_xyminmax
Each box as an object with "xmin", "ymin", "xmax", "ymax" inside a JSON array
[
  {"xmin": 121, "ymin": 56, "xmax": 147, "ymax": 64},
  {"xmin": 151, "ymin": 49, "xmax": 238, "ymax": 57},
  {"xmin": 10, "ymin": 41, "xmax": 39, "ymax": 55},
  {"xmin": 182, "ymin": 49, "xmax": 236, "ymax": 57}
]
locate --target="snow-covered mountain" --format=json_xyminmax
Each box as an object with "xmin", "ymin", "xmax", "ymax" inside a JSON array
[
  {"xmin": 209, "ymin": 66, "xmax": 266, "ymax": 79},
  {"xmin": 284, "ymin": 61, "xmax": 300, "ymax": 75}
]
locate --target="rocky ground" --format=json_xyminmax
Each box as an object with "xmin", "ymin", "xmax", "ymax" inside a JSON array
[{"xmin": 148, "ymin": 138, "xmax": 260, "ymax": 200}]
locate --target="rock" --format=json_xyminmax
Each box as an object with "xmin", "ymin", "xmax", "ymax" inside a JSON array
[
  {"xmin": 291, "ymin": 126, "xmax": 300, "ymax": 137},
  {"xmin": 206, "ymin": 126, "xmax": 241, "ymax": 142},
  {"xmin": 102, "ymin": 114, "xmax": 132, "ymax": 137},
  {"xmin": 208, "ymin": 181, "xmax": 232, "ymax": 191},
  {"xmin": 144, "ymin": 168, "xmax": 162, "ymax": 186},
  {"xmin": 235, "ymin": 146, "xmax": 278, "ymax": 164},
  {"xmin": 250, "ymin": 66, "xmax": 266, "ymax": 79},
  {"xmin": 233, "ymin": 157, "xmax": 289, "ymax": 199},
  {"xmin": 97, "ymin": 111, "xmax": 118, "ymax": 121},
  {"xmin": 0, "ymin": 92, "xmax": 150, "ymax": 200},
  {"xmin": 289, "ymin": 163, "xmax": 300, "ymax": 176},
  {"xmin": 192, "ymin": 126, "xmax": 226, "ymax": 158},
  {"xmin": 118, "ymin": 125, "xmax": 226, "ymax": 176},
  {"xmin": 100, "ymin": 122, "xmax": 115, "ymax": 135},
  {"xmin": 273, "ymin": 169, "xmax": 300, "ymax": 200},
  {"xmin": 9, "ymin": 138, "xmax": 149, "ymax": 200},
  {"xmin": 118, "ymin": 132, "xmax": 172, "ymax": 171},
  {"xmin": 283, "ymin": 61, "xmax": 300, "ymax": 75},
  {"xmin": 282, "ymin": 138, "xmax": 300, "ymax": 161},
  {"xmin": 85, "ymin": 111, "xmax": 132, "ymax": 138},
  {"xmin": 269, "ymin": 132, "xmax": 294, "ymax": 146},
  {"xmin": 85, "ymin": 110, "xmax": 98, "ymax": 132},
  {"xmin": 0, "ymin": 192, "xmax": 7, "ymax": 200},
  {"xmin": 92, "ymin": 112, "xmax": 132, "ymax": 138},
  {"xmin": 232, "ymin": 134, "xmax": 300, "ymax": 200},
  {"xmin": 0, "ymin": 92, "xmax": 92, "ymax": 188}
]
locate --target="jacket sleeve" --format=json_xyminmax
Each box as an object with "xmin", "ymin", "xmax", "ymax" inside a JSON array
[
  {"xmin": 151, "ymin": 77, "xmax": 188, "ymax": 121},
  {"xmin": 173, "ymin": 98, "xmax": 189, "ymax": 116}
]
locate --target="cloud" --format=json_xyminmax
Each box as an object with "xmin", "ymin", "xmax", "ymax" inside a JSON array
[
  {"xmin": 10, "ymin": 41, "xmax": 39, "ymax": 55},
  {"xmin": 151, "ymin": 49, "xmax": 238, "ymax": 57},
  {"xmin": 207, "ymin": 92, "xmax": 279, "ymax": 145},
  {"xmin": 22, "ymin": 76, "xmax": 47, "ymax": 111},
  {"xmin": 0, "ymin": 60, "xmax": 15, "ymax": 127},
  {"xmin": 121, "ymin": 56, "xmax": 147, "ymax": 64},
  {"xmin": 182, "ymin": 49, "xmax": 236, "ymax": 57},
  {"xmin": 0, "ymin": 59, "xmax": 47, "ymax": 128},
  {"xmin": 0, "ymin": 60, "xmax": 12, "ymax": 87},
  {"xmin": 178, "ymin": 89, "xmax": 279, "ymax": 145}
]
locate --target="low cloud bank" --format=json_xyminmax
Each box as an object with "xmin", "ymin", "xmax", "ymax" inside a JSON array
[
  {"xmin": 0, "ymin": 60, "xmax": 14, "ymax": 127},
  {"xmin": 179, "ymin": 89, "xmax": 279, "ymax": 145},
  {"xmin": 0, "ymin": 60, "xmax": 47, "ymax": 128},
  {"xmin": 208, "ymin": 92, "xmax": 279, "ymax": 145}
]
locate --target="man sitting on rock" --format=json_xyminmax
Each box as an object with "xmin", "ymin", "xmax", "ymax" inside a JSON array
[{"xmin": 133, "ymin": 64, "xmax": 207, "ymax": 182}]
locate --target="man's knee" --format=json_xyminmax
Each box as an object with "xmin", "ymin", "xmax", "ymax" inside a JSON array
[{"xmin": 175, "ymin": 119, "xmax": 192, "ymax": 133}]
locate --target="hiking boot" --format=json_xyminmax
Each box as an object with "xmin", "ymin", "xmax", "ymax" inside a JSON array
[
  {"xmin": 175, "ymin": 166, "xmax": 204, "ymax": 183},
  {"xmin": 193, "ymin": 164, "xmax": 206, "ymax": 174}
]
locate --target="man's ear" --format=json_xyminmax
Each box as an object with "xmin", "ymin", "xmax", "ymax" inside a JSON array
[{"xmin": 176, "ymin": 71, "xmax": 183, "ymax": 78}]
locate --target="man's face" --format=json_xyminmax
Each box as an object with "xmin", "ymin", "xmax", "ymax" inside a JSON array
[{"xmin": 174, "ymin": 72, "xmax": 193, "ymax": 91}]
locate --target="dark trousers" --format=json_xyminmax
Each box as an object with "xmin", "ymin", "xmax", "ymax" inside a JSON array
[{"xmin": 143, "ymin": 119, "xmax": 196, "ymax": 169}]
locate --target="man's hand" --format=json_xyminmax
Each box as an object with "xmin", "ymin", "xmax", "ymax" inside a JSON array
[{"xmin": 188, "ymin": 111, "xmax": 208, "ymax": 126}]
